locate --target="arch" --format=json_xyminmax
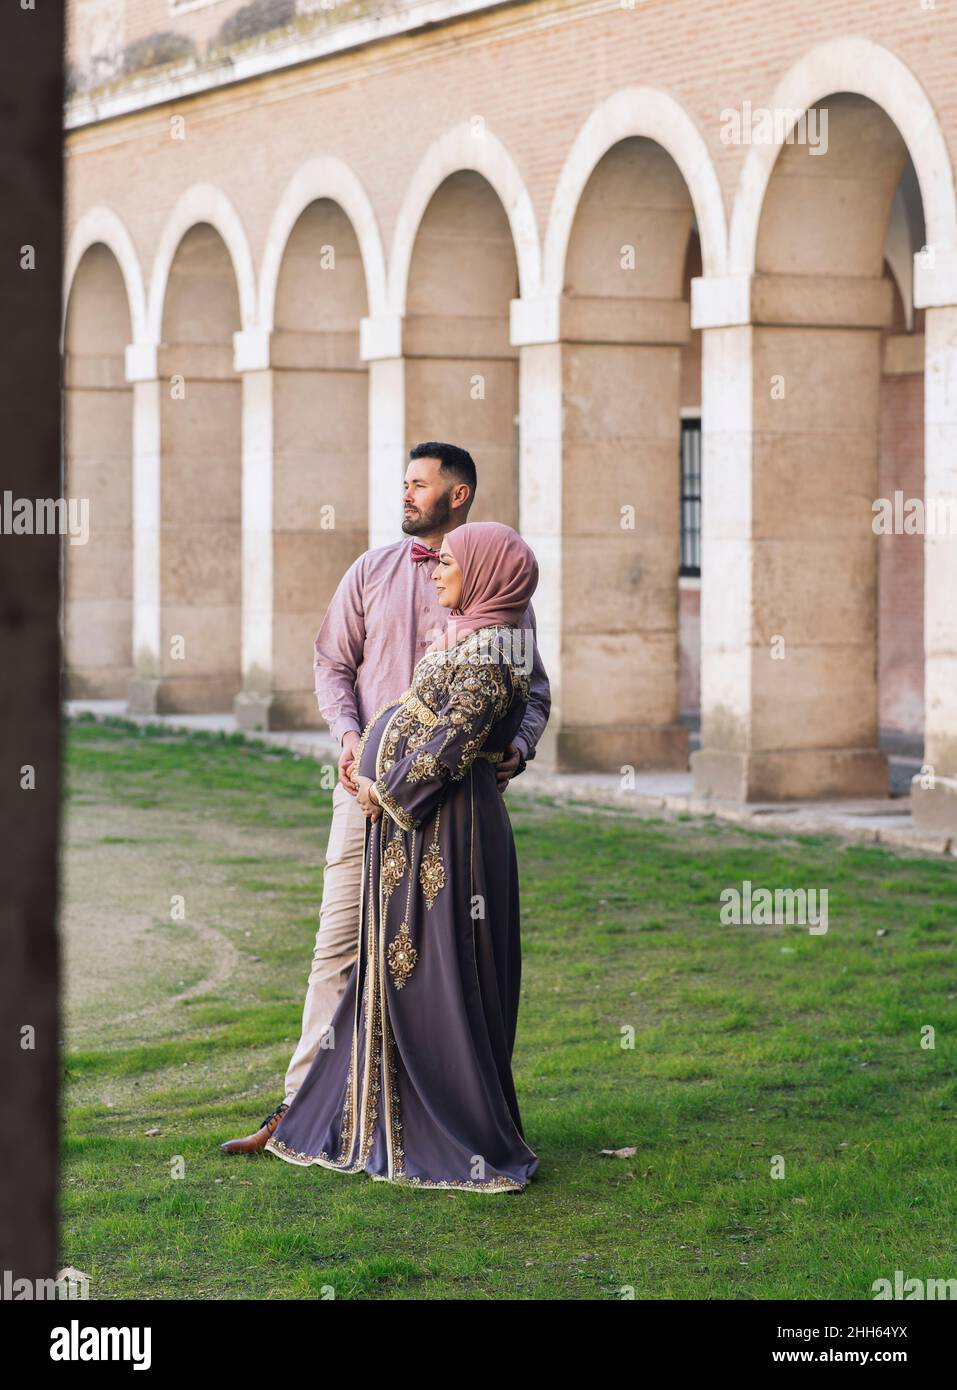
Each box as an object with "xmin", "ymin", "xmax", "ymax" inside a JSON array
[
  {"xmin": 259, "ymin": 156, "xmax": 387, "ymax": 328},
  {"xmin": 263, "ymin": 165, "xmax": 375, "ymax": 727},
  {"xmin": 729, "ymin": 37, "xmax": 957, "ymax": 275},
  {"xmin": 147, "ymin": 183, "xmax": 256, "ymax": 342},
  {"xmin": 62, "ymin": 235, "xmax": 135, "ymax": 700},
  {"xmin": 543, "ymin": 88, "xmax": 729, "ymax": 295},
  {"xmin": 388, "ymin": 123, "xmax": 541, "ymax": 312},
  {"xmin": 63, "ymin": 206, "xmax": 147, "ymax": 347}
]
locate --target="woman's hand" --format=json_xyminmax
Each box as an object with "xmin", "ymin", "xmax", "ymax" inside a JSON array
[
  {"xmin": 354, "ymin": 775, "xmax": 382, "ymax": 823},
  {"xmin": 338, "ymin": 731, "xmax": 360, "ymax": 794}
]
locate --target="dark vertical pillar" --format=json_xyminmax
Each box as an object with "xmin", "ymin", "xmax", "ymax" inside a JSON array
[{"xmin": 0, "ymin": 0, "xmax": 63, "ymax": 1281}]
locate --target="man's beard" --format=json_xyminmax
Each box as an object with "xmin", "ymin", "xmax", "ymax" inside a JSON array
[{"xmin": 402, "ymin": 492, "xmax": 452, "ymax": 535}]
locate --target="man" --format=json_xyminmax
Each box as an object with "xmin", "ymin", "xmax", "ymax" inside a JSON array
[{"xmin": 221, "ymin": 442, "xmax": 550, "ymax": 1154}]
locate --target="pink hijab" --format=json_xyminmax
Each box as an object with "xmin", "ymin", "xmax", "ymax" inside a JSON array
[{"xmin": 427, "ymin": 521, "xmax": 539, "ymax": 652}]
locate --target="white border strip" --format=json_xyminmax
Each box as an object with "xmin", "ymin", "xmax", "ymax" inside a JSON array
[{"xmin": 66, "ymin": 0, "xmax": 521, "ymax": 129}]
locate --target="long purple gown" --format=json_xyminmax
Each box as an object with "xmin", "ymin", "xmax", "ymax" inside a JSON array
[{"xmin": 265, "ymin": 623, "xmax": 539, "ymax": 1193}]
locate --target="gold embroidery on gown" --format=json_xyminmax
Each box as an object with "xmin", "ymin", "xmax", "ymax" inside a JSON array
[
  {"xmin": 386, "ymin": 828, "xmax": 418, "ymax": 989},
  {"xmin": 386, "ymin": 927, "xmax": 418, "ymax": 990},
  {"xmin": 419, "ymin": 806, "xmax": 446, "ymax": 910},
  {"xmin": 380, "ymin": 831, "xmax": 407, "ymax": 904}
]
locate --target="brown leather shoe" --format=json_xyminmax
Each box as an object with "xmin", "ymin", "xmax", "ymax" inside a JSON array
[{"xmin": 220, "ymin": 1102, "xmax": 289, "ymax": 1155}]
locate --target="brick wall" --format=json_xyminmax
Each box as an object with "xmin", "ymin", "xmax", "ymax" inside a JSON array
[{"xmin": 65, "ymin": 0, "xmax": 957, "ymax": 271}]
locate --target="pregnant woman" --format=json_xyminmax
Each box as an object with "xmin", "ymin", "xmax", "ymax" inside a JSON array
[{"xmin": 265, "ymin": 521, "xmax": 540, "ymax": 1193}]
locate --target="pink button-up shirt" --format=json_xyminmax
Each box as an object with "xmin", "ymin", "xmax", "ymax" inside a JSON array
[{"xmin": 314, "ymin": 537, "xmax": 551, "ymax": 762}]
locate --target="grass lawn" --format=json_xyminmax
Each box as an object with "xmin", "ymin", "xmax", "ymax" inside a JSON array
[{"xmin": 60, "ymin": 714, "xmax": 957, "ymax": 1300}]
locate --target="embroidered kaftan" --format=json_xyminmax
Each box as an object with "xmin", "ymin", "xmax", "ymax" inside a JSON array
[{"xmin": 265, "ymin": 624, "xmax": 539, "ymax": 1193}]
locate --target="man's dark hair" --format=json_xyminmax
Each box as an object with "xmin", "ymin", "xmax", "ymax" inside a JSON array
[{"xmin": 409, "ymin": 441, "xmax": 477, "ymax": 498}]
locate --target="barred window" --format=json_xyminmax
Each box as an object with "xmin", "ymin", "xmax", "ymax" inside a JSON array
[{"xmin": 680, "ymin": 418, "xmax": 701, "ymax": 577}]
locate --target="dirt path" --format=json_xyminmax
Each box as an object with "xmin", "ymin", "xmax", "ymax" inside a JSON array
[{"xmin": 61, "ymin": 792, "xmax": 325, "ymax": 1053}]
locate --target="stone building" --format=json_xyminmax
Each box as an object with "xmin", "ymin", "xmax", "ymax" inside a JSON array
[{"xmin": 63, "ymin": 0, "xmax": 957, "ymax": 831}]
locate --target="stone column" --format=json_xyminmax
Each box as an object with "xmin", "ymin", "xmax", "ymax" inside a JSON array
[
  {"xmin": 691, "ymin": 272, "xmax": 891, "ymax": 801},
  {"xmin": 154, "ymin": 339, "xmax": 243, "ymax": 713},
  {"xmin": 513, "ymin": 293, "xmax": 689, "ymax": 772},
  {"xmin": 691, "ymin": 278, "xmax": 754, "ymax": 797},
  {"xmin": 911, "ymin": 250, "xmax": 957, "ymax": 833},
  {"xmin": 362, "ymin": 315, "xmax": 405, "ymax": 552},
  {"xmin": 514, "ymin": 298, "xmax": 562, "ymax": 769},
  {"xmin": 233, "ymin": 321, "xmax": 370, "ymax": 731},
  {"xmin": 233, "ymin": 329, "xmax": 274, "ymax": 730},
  {"xmin": 62, "ymin": 337, "xmax": 133, "ymax": 697},
  {"xmin": 878, "ymin": 330, "xmax": 924, "ymax": 736},
  {"xmin": 125, "ymin": 342, "xmax": 163, "ymax": 713}
]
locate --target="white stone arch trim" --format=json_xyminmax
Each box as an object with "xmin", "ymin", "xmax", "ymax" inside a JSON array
[
  {"xmin": 258, "ymin": 156, "xmax": 388, "ymax": 328},
  {"xmin": 542, "ymin": 87, "xmax": 729, "ymax": 295},
  {"xmin": 729, "ymin": 36, "xmax": 957, "ymax": 275},
  {"xmin": 388, "ymin": 122, "xmax": 542, "ymax": 313},
  {"xmin": 62, "ymin": 206, "xmax": 148, "ymax": 348},
  {"xmin": 147, "ymin": 183, "xmax": 257, "ymax": 342}
]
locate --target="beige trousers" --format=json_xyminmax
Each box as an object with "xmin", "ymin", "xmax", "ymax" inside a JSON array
[{"xmin": 283, "ymin": 780, "xmax": 368, "ymax": 1105}]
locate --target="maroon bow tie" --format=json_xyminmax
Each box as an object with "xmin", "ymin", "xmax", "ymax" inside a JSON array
[{"xmin": 410, "ymin": 540, "xmax": 441, "ymax": 565}]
